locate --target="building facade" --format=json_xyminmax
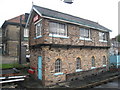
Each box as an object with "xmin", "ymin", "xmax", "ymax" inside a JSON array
[
  {"xmin": 27, "ymin": 5, "xmax": 111, "ymax": 86},
  {"xmin": 2, "ymin": 14, "xmax": 29, "ymax": 57}
]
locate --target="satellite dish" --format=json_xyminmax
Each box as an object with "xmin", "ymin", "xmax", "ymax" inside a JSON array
[{"xmin": 63, "ymin": 0, "xmax": 73, "ymax": 4}]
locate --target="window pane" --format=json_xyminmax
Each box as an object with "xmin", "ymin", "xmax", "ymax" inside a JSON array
[
  {"xmin": 49, "ymin": 22, "xmax": 67, "ymax": 36},
  {"xmin": 76, "ymin": 58, "xmax": 81, "ymax": 69},
  {"xmin": 84, "ymin": 29, "xmax": 89, "ymax": 38},
  {"xmin": 36, "ymin": 22, "xmax": 42, "ymax": 37},
  {"xmin": 80, "ymin": 28, "xmax": 84, "ymax": 37},
  {"xmin": 80, "ymin": 28, "xmax": 89, "ymax": 38},
  {"xmin": 92, "ymin": 56, "xmax": 95, "ymax": 67},
  {"xmin": 99, "ymin": 32, "xmax": 107, "ymax": 41},
  {"xmin": 49, "ymin": 22, "xmax": 57, "ymax": 34},
  {"xmin": 55, "ymin": 59, "xmax": 61, "ymax": 73}
]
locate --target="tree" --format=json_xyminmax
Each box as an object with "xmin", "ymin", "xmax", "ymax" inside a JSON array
[{"xmin": 115, "ymin": 34, "xmax": 120, "ymax": 42}]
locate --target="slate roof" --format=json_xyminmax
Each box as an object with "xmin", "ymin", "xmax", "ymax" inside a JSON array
[
  {"xmin": 33, "ymin": 5, "xmax": 111, "ymax": 32},
  {"xmin": 2, "ymin": 13, "xmax": 29, "ymax": 29}
]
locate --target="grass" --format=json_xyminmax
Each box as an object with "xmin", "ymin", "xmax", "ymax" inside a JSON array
[{"xmin": 0, "ymin": 63, "xmax": 30, "ymax": 69}]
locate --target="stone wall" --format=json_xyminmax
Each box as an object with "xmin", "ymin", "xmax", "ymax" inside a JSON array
[
  {"xmin": 30, "ymin": 46, "xmax": 109, "ymax": 86},
  {"xmin": 7, "ymin": 41, "xmax": 19, "ymax": 56},
  {"xmin": 29, "ymin": 18, "xmax": 110, "ymax": 47}
]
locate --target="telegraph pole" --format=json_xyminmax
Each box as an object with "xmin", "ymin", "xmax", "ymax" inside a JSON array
[{"xmin": 19, "ymin": 15, "xmax": 22, "ymax": 64}]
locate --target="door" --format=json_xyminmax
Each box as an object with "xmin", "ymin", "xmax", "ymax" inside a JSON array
[{"xmin": 38, "ymin": 56, "xmax": 42, "ymax": 80}]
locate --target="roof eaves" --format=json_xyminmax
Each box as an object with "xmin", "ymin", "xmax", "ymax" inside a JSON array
[{"xmin": 33, "ymin": 7, "xmax": 42, "ymax": 16}]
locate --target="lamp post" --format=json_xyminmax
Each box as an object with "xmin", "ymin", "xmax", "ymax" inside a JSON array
[
  {"xmin": 63, "ymin": 0, "xmax": 73, "ymax": 4},
  {"xmin": 19, "ymin": 15, "xmax": 22, "ymax": 64}
]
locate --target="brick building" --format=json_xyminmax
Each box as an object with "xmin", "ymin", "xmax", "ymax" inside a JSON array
[
  {"xmin": 27, "ymin": 5, "xmax": 111, "ymax": 86},
  {"xmin": 2, "ymin": 14, "xmax": 29, "ymax": 57}
]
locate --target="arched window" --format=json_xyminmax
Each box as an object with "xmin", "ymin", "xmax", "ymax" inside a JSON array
[
  {"xmin": 91, "ymin": 56, "xmax": 95, "ymax": 67},
  {"xmin": 76, "ymin": 57, "xmax": 81, "ymax": 69},
  {"xmin": 103, "ymin": 56, "xmax": 106, "ymax": 65},
  {"xmin": 55, "ymin": 59, "xmax": 61, "ymax": 73}
]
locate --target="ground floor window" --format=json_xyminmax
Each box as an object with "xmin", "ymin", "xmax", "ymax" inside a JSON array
[
  {"xmin": 91, "ymin": 56, "xmax": 95, "ymax": 67},
  {"xmin": 76, "ymin": 57, "xmax": 81, "ymax": 69},
  {"xmin": 103, "ymin": 56, "xmax": 106, "ymax": 65},
  {"xmin": 55, "ymin": 59, "xmax": 62, "ymax": 73}
]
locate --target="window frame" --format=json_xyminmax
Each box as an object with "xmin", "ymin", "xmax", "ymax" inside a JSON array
[
  {"xmin": 24, "ymin": 28, "xmax": 29, "ymax": 38},
  {"xmin": 99, "ymin": 32, "xmax": 107, "ymax": 42},
  {"xmin": 91, "ymin": 56, "xmax": 96, "ymax": 69},
  {"xmin": 80, "ymin": 28, "xmax": 92, "ymax": 41},
  {"xmin": 35, "ymin": 19, "xmax": 42, "ymax": 38},
  {"xmin": 55, "ymin": 59, "xmax": 62, "ymax": 73},
  {"xmin": 49, "ymin": 21, "xmax": 68, "ymax": 38},
  {"xmin": 76, "ymin": 57, "xmax": 82, "ymax": 72}
]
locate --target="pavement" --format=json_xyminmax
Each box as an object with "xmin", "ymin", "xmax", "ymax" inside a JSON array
[{"xmin": 1, "ymin": 55, "xmax": 18, "ymax": 64}]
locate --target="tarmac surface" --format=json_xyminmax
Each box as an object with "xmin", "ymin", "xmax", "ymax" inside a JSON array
[
  {"xmin": 1, "ymin": 55, "xmax": 18, "ymax": 64},
  {"xmin": 94, "ymin": 79, "xmax": 119, "ymax": 88}
]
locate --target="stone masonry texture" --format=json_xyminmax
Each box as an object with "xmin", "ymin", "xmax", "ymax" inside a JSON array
[
  {"xmin": 30, "ymin": 46, "xmax": 109, "ymax": 86},
  {"xmin": 29, "ymin": 13, "xmax": 110, "ymax": 86}
]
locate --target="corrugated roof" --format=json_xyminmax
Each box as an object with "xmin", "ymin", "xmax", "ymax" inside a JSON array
[{"xmin": 33, "ymin": 5, "xmax": 111, "ymax": 32}]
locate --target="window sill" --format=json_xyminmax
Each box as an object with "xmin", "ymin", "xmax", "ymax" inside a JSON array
[
  {"xmin": 34, "ymin": 36, "xmax": 42, "ymax": 39},
  {"xmin": 54, "ymin": 72, "xmax": 64, "ymax": 76},
  {"xmin": 49, "ymin": 34, "xmax": 69, "ymax": 39},
  {"xmin": 79, "ymin": 37, "xmax": 92, "ymax": 41},
  {"xmin": 103, "ymin": 65, "xmax": 106, "ymax": 67},
  {"xmin": 76, "ymin": 69, "xmax": 83, "ymax": 72},
  {"xmin": 91, "ymin": 67, "xmax": 96, "ymax": 69},
  {"xmin": 99, "ymin": 40, "xmax": 107, "ymax": 42}
]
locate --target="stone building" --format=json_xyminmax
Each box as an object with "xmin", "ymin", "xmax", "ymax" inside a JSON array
[
  {"xmin": 2, "ymin": 14, "xmax": 29, "ymax": 57},
  {"xmin": 27, "ymin": 5, "xmax": 111, "ymax": 86}
]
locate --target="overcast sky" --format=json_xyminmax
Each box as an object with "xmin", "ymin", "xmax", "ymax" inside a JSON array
[{"xmin": 0, "ymin": 0, "xmax": 119, "ymax": 38}]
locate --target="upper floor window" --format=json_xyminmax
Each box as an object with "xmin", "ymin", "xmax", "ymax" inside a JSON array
[
  {"xmin": 99, "ymin": 32, "xmax": 107, "ymax": 42},
  {"xmin": 55, "ymin": 59, "xmax": 62, "ymax": 73},
  {"xmin": 49, "ymin": 22, "xmax": 67, "ymax": 37},
  {"xmin": 24, "ymin": 28, "xmax": 29, "ymax": 37},
  {"xmin": 35, "ymin": 21, "xmax": 42, "ymax": 37},
  {"xmin": 80, "ymin": 28, "xmax": 90, "ymax": 39},
  {"xmin": 91, "ymin": 56, "xmax": 95, "ymax": 67}
]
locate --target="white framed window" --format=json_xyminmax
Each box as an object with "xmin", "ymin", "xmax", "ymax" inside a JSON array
[
  {"xmin": 80, "ymin": 28, "xmax": 91, "ymax": 41},
  {"xmin": 35, "ymin": 20, "xmax": 42, "ymax": 37},
  {"xmin": 103, "ymin": 56, "xmax": 106, "ymax": 66},
  {"xmin": 55, "ymin": 59, "xmax": 62, "ymax": 73},
  {"xmin": 99, "ymin": 32, "xmax": 107, "ymax": 42},
  {"xmin": 49, "ymin": 22, "xmax": 68, "ymax": 38},
  {"xmin": 24, "ymin": 28, "xmax": 29, "ymax": 37}
]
